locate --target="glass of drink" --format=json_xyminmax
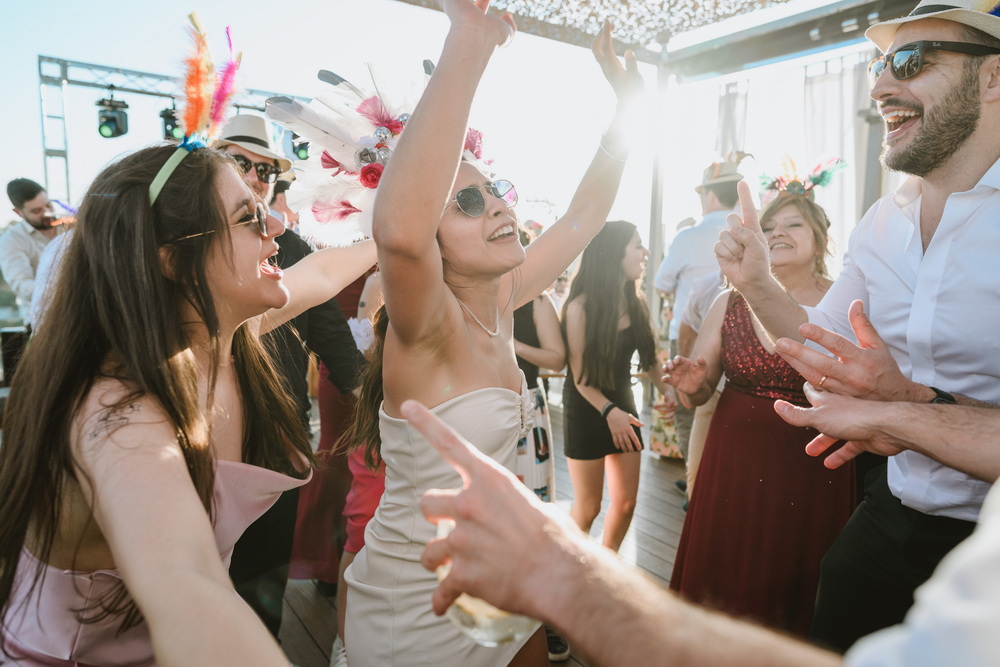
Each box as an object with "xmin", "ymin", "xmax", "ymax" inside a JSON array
[{"xmin": 435, "ymin": 520, "xmax": 540, "ymax": 646}]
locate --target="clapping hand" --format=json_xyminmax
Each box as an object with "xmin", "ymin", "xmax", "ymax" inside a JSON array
[
  {"xmin": 774, "ymin": 300, "xmax": 930, "ymax": 402},
  {"xmin": 662, "ymin": 355, "xmax": 708, "ymax": 396},
  {"xmin": 774, "ymin": 383, "xmax": 906, "ymax": 469}
]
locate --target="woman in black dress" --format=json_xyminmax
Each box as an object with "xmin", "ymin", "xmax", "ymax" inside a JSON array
[{"xmin": 562, "ymin": 220, "xmax": 671, "ymax": 551}]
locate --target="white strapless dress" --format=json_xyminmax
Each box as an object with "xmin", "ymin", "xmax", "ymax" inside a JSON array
[{"xmin": 345, "ymin": 377, "xmax": 534, "ymax": 666}]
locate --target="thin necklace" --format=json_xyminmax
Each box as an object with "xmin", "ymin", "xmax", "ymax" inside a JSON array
[{"xmin": 456, "ymin": 298, "xmax": 500, "ymax": 337}]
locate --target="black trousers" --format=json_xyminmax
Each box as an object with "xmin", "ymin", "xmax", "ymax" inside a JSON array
[
  {"xmin": 809, "ymin": 465, "xmax": 975, "ymax": 653},
  {"xmin": 229, "ymin": 487, "xmax": 300, "ymax": 638}
]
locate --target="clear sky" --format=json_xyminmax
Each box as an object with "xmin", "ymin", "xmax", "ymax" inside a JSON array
[
  {"xmin": 1, "ymin": 0, "xmax": 869, "ymax": 258},
  {"xmin": 0, "ymin": 0, "xmax": 708, "ymax": 241}
]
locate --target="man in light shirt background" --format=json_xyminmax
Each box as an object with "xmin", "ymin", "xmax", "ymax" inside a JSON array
[{"xmin": 1, "ymin": 179, "xmax": 65, "ymax": 329}]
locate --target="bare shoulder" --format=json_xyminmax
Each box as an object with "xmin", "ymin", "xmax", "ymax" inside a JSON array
[
  {"xmin": 565, "ymin": 296, "xmax": 586, "ymax": 321},
  {"xmin": 73, "ymin": 377, "xmax": 175, "ymax": 459}
]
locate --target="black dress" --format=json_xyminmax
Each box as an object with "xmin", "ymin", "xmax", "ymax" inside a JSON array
[{"xmin": 563, "ymin": 325, "xmax": 642, "ymax": 460}]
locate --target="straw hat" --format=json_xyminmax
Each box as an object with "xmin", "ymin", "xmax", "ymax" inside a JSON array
[
  {"xmin": 694, "ymin": 156, "xmax": 745, "ymax": 193},
  {"xmin": 215, "ymin": 114, "xmax": 292, "ymax": 173},
  {"xmin": 867, "ymin": 0, "xmax": 1000, "ymax": 52}
]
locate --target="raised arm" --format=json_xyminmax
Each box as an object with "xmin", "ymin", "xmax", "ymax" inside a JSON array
[
  {"xmin": 372, "ymin": 1, "xmax": 515, "ymax": 344},
  {"xmin": 260, "ymin": 238, "xmax": 376, "ymax": 334},
  {"xmin": 72, "ymin": 388, "xmax": 287, "ymax": 666},
  {"xmin": 715, "ymin": 181, "xmax": 807, "ymax": 341},
  {"xmin": 514, "ymin": 294, "xmax": 565, "ymax": 371},
  {"xmin": 511, "ymin": 20, "xmax": 643, "ymax": 307}
]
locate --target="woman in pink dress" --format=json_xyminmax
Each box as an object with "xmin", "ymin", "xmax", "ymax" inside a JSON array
[{"xmin": 0, "ymin": 142, "xmax": 375, "ymax": 665}]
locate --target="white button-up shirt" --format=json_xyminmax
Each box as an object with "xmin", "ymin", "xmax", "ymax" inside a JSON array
[
  {"xmin": 804, "ymin": 159, "xmax": 1000, "ymax": 522},
  {"xmin": 846, "ymin": 478, "xmax": 1000, "ymax": 665},
  {"xmin": 0, "ymin": 219, "xmax": 59, "ymax": 324},
  {"xmin": 655, "ymin": 210, "xmax": 730, "ymax": 340}
]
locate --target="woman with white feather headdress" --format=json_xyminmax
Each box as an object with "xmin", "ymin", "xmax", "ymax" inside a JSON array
[{"xmin": 267, "ymin": 1, "xmax": 643, "ymax": 664}]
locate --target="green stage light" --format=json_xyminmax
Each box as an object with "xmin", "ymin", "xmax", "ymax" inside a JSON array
[
  {"xmin": 160, "ymin": 107, "xmax": 184, "ymax": 141},
  {"xmin": 96, "ymin": 96, "xmax": 129, "ymax": 139}
]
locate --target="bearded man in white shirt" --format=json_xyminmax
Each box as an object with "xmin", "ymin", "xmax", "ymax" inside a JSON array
[
  {"xmin": 715, "ymin": 0, "xmax": 1000, "ymax": 653},
  {"xmin": 1, "ymin": 179, "xmax": 63, "ymax": 327}
]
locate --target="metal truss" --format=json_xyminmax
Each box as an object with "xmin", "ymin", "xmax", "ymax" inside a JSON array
[{"xmin": 37, "ymin": 56, "xmax": 307, "ymax": 200}]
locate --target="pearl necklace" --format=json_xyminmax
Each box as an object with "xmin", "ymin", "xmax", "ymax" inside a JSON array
[{"xmin": 456, "ymin": 298, "xmax": 500, "ymax": 337}]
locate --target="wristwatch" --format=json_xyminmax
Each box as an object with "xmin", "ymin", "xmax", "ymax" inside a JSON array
[{"xmin": 928, "ymin": 386, "xmax": 957, "ymax": 404}]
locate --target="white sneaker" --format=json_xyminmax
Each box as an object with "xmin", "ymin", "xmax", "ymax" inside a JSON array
[{"xmin": 330, "ymin": 636, "xmax": 348, "ymax": 667}]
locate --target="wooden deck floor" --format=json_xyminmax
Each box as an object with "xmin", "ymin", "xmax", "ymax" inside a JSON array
[{"xmin": 279, "ymin": 378, "xmax": 688, "ymax": 666}]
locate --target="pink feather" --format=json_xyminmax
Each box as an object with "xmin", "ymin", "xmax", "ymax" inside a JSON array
[
  {"xmin": 464, "ymin": 128, "xmax": 484, "ymax": 159},
  {"xmin": 321, "ymin": 150, "xmax": 355, "ymax": 175},
  {"xmin": 356, "ymin": 96, "xmax": 403, "ymax": 134},
  {"xmin": 209, "ymin": 26, "xmax": 240, "ymax": 135},
  {"xmin": 313, "ymin": 199, "xmax": 362, "ymax": 223}
]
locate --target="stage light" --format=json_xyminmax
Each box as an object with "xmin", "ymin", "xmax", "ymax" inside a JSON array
[
  {"xmin": 292, "ymin": 135, "xmax": 309, "ymax": 160},
  {"xmin": 96, "ymin": 96, "xmax": 129, "ymax": 138},
  {"xmin": 160, "ymin": 107, "xmax": 184, "ymax": 141}
]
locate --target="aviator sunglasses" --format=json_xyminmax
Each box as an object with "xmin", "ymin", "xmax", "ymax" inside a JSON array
[
  {"xmin": 868, "ymin": 40, "xmax": 1000, "ymax": 89},
  {"xmin": 451, "ymin": 179, "xmax": 517, "ymax": 217},
  {"xmin": 230, "ymin": 154, "xmax": 282, "ymax": 184},
  {"xmin": 172, "ymin": 201, "xmax": 269, "ymax": 242}
]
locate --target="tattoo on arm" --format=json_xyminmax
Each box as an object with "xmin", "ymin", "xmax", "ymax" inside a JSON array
[{"xmin": 88, "ymin": 403, "xmax": 142, "ymax": 441}]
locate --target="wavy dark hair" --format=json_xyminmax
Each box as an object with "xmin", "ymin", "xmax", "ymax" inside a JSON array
[
  {"xmin": 0, "ymin": 145, "xmax": 312, "ymax": 643},
  {"xmin": 561, "ymin": 220, "xmax": 656, "ymax": 388}
]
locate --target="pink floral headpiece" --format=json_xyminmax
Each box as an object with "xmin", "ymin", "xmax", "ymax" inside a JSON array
[{"xmin": 265, "ymin": 62, "xmax": 490, "ymax": 244}]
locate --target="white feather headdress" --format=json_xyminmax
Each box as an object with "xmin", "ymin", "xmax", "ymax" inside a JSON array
[
  {"xmin": 265, "ymin": 63, "xmax": 491, "ymax": 245},
  {"xmin": 264, "ymin": 64, "xmax": 428, "ymax": 243}
]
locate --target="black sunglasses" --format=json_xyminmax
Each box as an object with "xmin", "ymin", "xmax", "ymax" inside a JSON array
[
  {"xmin": 173, "ymin": 201, "xmax": 269, "ymax": 242},
  {"xmin": 231, "ymin": 154, "xmax": 282, "ymax": 184},
  {"xmin": 868, "ymin": 40, "xmax": 1000, "ymax": 89},
  {"xmin": 451, "ymin": 180, "xmax": 517, "ymax": 217}
]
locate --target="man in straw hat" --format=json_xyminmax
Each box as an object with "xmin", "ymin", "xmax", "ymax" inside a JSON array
[
  {"xmin": 714, "ymin": 0, "xmax": 1000, "ymax": 653},
  {"xmin": 654, "ymin": 157, "xmax": 743, "ymax": 479}
]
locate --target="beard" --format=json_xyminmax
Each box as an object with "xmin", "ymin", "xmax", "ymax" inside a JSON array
[{"xmin": 880, "ymin": 62, "xmax": 982, "ymax": 177}]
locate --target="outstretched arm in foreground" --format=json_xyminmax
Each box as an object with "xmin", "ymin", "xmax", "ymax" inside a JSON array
[
  {"xmin": 775, "ymin": 384, "xmax": 1000, "ymax": 482},
  {"xmin": 408, "ymin": 400, "xmax": 841, "ymax": 667}
]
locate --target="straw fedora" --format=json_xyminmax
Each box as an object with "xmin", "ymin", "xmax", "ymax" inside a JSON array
[
  {"xmin": 867, "ymin": 0, "xmax": 1000, "ymax": 52},
  {"xmin": 215, "ymin": 114, "xmax": 292, "ymax": 173},
  {"xmin": 694, "ymin": 159, "xmax": 744, "ymax": 193}
]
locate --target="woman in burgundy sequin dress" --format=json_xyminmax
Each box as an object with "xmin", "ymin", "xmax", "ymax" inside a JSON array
[{"xmin": 663, "ymin": 193, "xmax": 856, "ymax": 637}]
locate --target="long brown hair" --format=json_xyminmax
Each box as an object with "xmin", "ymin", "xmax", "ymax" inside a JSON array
[
  {"xmin": 561, "ymin": 220, "xmax": 656, "ymax": 388},
  {"xmin": 339, "ymin": 304, "xmax": 389, "ymax": 468},
  {"xmin": 0, "ymin": 145, "xmax": 312, "ymax": 639}
]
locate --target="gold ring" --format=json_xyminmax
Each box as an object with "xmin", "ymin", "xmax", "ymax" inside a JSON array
[{"xmin": 817, "ymin": 375, "xmax": 828, "ymax": 388}]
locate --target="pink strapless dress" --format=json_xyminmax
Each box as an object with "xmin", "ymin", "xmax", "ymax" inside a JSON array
[{"xmin": 3, "ymin": 460, "xmax": 309, "ymax": 666}]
